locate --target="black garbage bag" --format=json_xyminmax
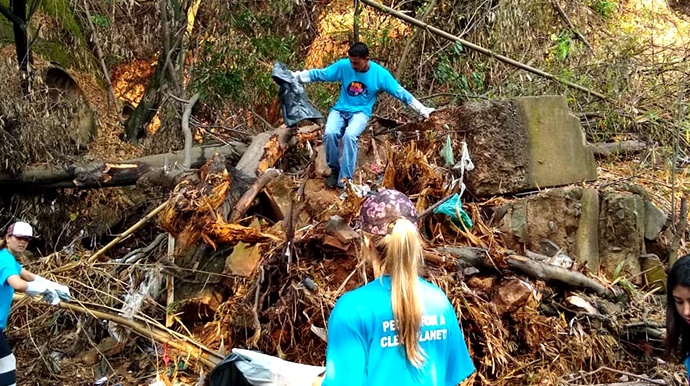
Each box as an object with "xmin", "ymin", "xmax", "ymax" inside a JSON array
[
  {"xmin": 272, "ymin": 62, "xmax": 323, "ymax": 127},
  {"xmin": 209, "ymin": 352, "xmax": 251, "ymax": 386}
]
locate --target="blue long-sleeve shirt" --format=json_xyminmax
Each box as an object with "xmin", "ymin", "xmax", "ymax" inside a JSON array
[{"xmin": 307, "ymin": 58, "xmax": 414, "ymax": 117}]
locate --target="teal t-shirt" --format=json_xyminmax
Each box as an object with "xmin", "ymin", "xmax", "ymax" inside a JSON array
[
  {"xmin": 0, "ymin": 248, "xmax": 20, "ymax": 329},
  {"xmin": 308, "ymin": 59, "xmax": 414, "ymax": 117},
  {"xmin": 322, "ymin": 276, "xmax": 475, "ymax": 386}
]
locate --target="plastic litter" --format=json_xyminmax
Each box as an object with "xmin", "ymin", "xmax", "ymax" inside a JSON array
[
  {"xmin": 433, "ymin": 193, "xmax": 473, "ymax": 230},
  {"xmin": 271, "ymin": 62, "xmax": 323, "ymax": 127}
]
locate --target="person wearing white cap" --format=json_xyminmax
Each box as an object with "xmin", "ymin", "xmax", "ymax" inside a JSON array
[{"xmin": 0, "ymin": 221, "xmax": 71, "ymax": 386}]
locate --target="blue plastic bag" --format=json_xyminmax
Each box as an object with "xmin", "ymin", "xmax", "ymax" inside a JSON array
[{"xmin": 433, "ymin": 193, "xmax": 473, "ymax": 230}]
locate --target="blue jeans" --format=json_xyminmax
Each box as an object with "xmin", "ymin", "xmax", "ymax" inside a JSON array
[{"xmin": 323, "ymin": 110, "xmax": 369, "ymax": 186}]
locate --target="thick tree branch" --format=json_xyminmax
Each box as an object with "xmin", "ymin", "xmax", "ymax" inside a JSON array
[
  {"xmin": 439, "ymin": 246, "xmax": 616, "ymax": 298},
  {"xmin": 182, "ymin": 93, "xmax": 201, "ymax": 168},
  {"xmin": 0, "ymin": 4, "xmax": 24, "ymax": 27}
]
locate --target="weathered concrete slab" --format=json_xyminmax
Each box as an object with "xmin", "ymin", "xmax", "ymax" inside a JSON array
[
  {"xmin": 640, "ymin": 253, "xmax": 666, "ymax": 291},
  {"xmin": 575, "ymin": 188, "xmax": 600, "ymax": 272},
  {"xmin": 598, "ymin": 191, "xmax": 645, "ymax": 284},
  {"xmin": 643, "ymin": 200, "xmax": 667, "ymax": 240},
  {"xmin": 460, "ymin": 96, "xmax": 597, "ymax": 197},
  {"xmin": 496, "ymin": 187, "xmax": 582, "ymax": 256}
]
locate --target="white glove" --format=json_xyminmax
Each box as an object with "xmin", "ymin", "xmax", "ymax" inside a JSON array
[
  {"xmin": 35, "ymin": 276, "xmax": 71, "ymax": 302},
  {"xmin": 25, "ymin": 280, "xmax": 49, "ymax": 297},
  {"xmin": 41, "ymin": 289, "xmax": 61, "ymax": 306},
  {"xmin": 290, "ymin": 70, "xmax": 311, "ymax": 84},
  {"xmin": 409, "ymin": 98, "xmax": 436, "ymax": 119},
  {"xmin": 25, "ymin": 281, "xmax": 59, "ymax": 305}
]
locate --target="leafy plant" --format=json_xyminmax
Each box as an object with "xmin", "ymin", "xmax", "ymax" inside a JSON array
[
  {"xmin": 590, "ymin": 0, "xmax": 617, "ymax": 18},
  {"xmin": 553, "ymin": 30, "xmax": 573, "ymax": 61},
  {"xmin": 90, "ymin": 14, "xmax": 110, "ymax": 28}
]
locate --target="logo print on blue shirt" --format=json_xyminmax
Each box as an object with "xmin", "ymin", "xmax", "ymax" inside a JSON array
[{"xmin": 347, "ymin": 81, "xmax": 368, "ymax": 97}]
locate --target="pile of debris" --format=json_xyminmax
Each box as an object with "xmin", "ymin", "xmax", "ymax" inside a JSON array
[{"xmin": 8, "ymin": 96, "xmax": 688, "ymax": 386}]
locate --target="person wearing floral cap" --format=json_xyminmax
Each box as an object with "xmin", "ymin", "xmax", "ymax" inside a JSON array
[
  {"xmin": 313, "ymin": 190, "xmax": 474, "ymax": 386},
  {"xmin": 0, "ymin": 221, "xmax": 71, "ymax": 386}
]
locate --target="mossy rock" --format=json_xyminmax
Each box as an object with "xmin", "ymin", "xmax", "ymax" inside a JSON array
[{"xmin": 0, "ymin": 0, "xmax": 92, "ymax": 70}]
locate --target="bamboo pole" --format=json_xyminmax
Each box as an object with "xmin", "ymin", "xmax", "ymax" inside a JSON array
[
  {"xmin": 56, "ymin": 301, "xmax": 222, "ymax": 368},
  {"xmin": 359, "ymin": 0, "xmax": 608, "ymax": 100},
  {"xmin": 669, "ymin": 196, "xmax": 688, "ymax": 267},
  {"xmin": 166, "ymin": 234, "xmax": 175, "ymax": 328},
  {"xmin": 86, "ymin": 200, "xmax": 169, "ymax": 264}
]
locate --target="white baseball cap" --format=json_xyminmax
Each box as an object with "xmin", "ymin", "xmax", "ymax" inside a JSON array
[{"xmin": 7, "ymin": 221, "xmax": 33, "ymax": 238}]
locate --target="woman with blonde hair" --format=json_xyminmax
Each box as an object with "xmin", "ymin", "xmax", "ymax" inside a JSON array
[{"xmin": 316, "ymin": 189, "xmax": 474, "ymax": 386}]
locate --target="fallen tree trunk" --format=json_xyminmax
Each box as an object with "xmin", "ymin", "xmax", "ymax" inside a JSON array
[
  {"xmin": 0, "ymin": 142, "xmax": 247, "ymax": 189},
  {"xmin": 438, "ymin": 246, "xmax": 616, "ymax": 298}
]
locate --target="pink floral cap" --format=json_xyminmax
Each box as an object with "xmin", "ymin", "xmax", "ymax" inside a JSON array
[{"xmin": 359, "ymin": 189, "xmax": 418, "ymax": 235}]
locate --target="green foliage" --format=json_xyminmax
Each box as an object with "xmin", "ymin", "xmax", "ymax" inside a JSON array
[
  {"xmin": 431, "ymin": 42, "xmax": 485, "ymax": 98},
  {"xmin": 193, "ymin": 34, "xmax": 297, "ymax": 107},
  {"xmin": 0, "ymin": 0, "xmax": 89, "ymax": 68},
  {"xmin": 90, "ymin": 13, "xmax": 110, "ymax": 28},
  {"xmin": 230, "ymin": 9, "xmax": 274, "ymax": 32},
  {"xmin": 589, "ymin": 0, "xmax": 617, "ymax": 18},
  {"xmin": 38, "ymin": 0, "xmax": 84, "ymax": 38},
  {"xmin": 190, "ymin": 0, "xmax": 309, "ymax": 108},
  {"xmin": 251, "ymin": 35, "xmax": 296, "ymax": 63},
  {"xmin": 553, "ymin": 30, "xmax": 573, "ymax": 61}
]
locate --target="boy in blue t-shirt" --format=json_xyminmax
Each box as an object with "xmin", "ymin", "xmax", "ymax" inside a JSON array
[{"xmin": 292, "ymin": 43, "xmax": 435, "ymax": 189}]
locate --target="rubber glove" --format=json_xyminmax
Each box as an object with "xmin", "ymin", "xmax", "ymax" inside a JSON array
[
  {"xmin": 409, "ymin": 98, "xmax": 436, "ymax": 119},
  {"xmin": 290, "ymin": 70, "xmax": 311, "ymax": 83},
  {"xmin": 35, "ymin": 276, "xmax": 71, "ymax": 302}
]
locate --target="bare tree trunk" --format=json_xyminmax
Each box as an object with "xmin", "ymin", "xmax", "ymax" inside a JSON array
[
  {"xmin": 0, "ymin": 0, "xmax": 32, "ymax": 93},
  {"xmin": 82, "ymin": 0, "xmax": 124, "ymax": 124},
  {"xmin": 124, "ymin": 0, "xmax": 188, "ymax": 142}
]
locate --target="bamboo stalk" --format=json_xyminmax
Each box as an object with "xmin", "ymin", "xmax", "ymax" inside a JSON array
[
  {"xmin": 669, "ymin": 196, "xmax": 688, "ymax": 267},
  {"xmin": 166, "ymin": 234, "xmax": 175, "ymax": 328},
  {"xmin": 359, "ymin": 0, "xmax": 608, "ymax": 100},
  {"xmin": 48, "ymin": 300, "xmax": 224, "ymax": 368},
  {"xmin": 86, "ymin": 200, "xmax": 169, "ymax": 264}
]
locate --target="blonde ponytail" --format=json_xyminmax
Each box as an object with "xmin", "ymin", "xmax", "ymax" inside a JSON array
[{"xmin": 376, "ymin": 217, "xmax": 425, "ymax": 367}]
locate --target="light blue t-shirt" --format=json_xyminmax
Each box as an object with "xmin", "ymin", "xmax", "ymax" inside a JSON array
[
  {"xmin": 685, "ymin": 356, "xmax": 689, "ymax": 381},
  {"xmin": 322, "ymin": 276, "xmax": 475, "ymax": 386},
  {"xmin": 0, "ymin": 248, "xmax": 20, "ymax": 329},
  {"xmin": 308, "ymin": 59, "xmax": 414, "ymax": 117}
]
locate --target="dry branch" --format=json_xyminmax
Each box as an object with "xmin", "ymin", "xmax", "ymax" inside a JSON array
[
  {"xmin": 552, "ymin": 0, "xmax": 593, "ymax": 51},
  {"xmin": 590, "ymin": 140, "xmax": 647, "ymax": 157},
  {"xmin": 669, "ymin": 196, "xmax": 688, "ymax": 267},
  {"xmin": 87, "ymin": 200, "xmax": 169, "ymax": 264},
  {"xmin": 229, "ymin": 168, "xmax": 282, "ymax": 223},
  {"xmin": 395, "ymin": 0, "xmax": 436, "ymax": 78},
  {"xmin": 439, "ymin": 246, "xmax": 615, "ymax": 298},
  {"xmin": 233, "ymin": 124, "xmax": 320, "ymax": 181},
  {"xmin": 57, "ymin": 301, "xmax": 223, "ymax": 368},
  {"xmin": 82, "ymin": 0, "xmax": 124, "ymax": 124},
  {"xmin": 182, "ymin": 93, "xmax": 201, "ymax": 168}
]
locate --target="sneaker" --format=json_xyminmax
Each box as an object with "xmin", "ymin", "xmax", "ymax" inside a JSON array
[{"xmin": 325, "ymin": 173, "xmax": 339, "ymax": 188}]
